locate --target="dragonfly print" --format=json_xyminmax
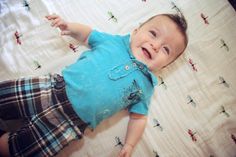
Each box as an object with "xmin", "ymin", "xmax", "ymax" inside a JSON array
[
  {"xmin": 188, "ymin": 58, "xmax": 197, "ymax": 72},
  {"xmin": 69, "ymin": 43, "xmax": 79, "ymax": 52},
  {"xmin": 153, "ymin": 150, "xmax": 160, "ymax": 157},
  {"xmin": 220, "ymin": 39, "xmax": 229, "ymax": 51},
  {"xmin": 187, "ymin": 95, "xmax": 196, "ymax": 107},
  {"xmin": 108, "ymin": 11, "xmax": 118, "ymax": 22},
  {"xmin": 23, "ymin": 0, "xmax": 30, "ymax": 11},
  {"xmin": 200, "ymin": 13, "xmax": 209, "ymax": 24},
  {"xmin": 188, "ymin": 129, "xmax": 197, "ymax": 142},
  {"xmin": 115, "ymin": 136, "xmax": 124, "ymax": 147},
  {"xmin": 220, "ymin": 106, "xmax": 230, "ymax": 117},
  {"xmin": 14, "ymin": 31, "xmax": 23, "ymax": 45},
  {"xmin": 171, "ymin": 2, "xmax": 182, "ymax": 14},
  {"xmin": 153, "ymin": 118, "xmax": 163, "ymax": 131},
  {"xmin": 158, "ymin": 76, "xmax": 167, "ymax": 89},
  {"xmin": 33, "ymin": 60, "xmax": 41, "ymax": 70},
  {"xmin": 219, "ymin": 76, "xmax": 229, "ymax": 88}
]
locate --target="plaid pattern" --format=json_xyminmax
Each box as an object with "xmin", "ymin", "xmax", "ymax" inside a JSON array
[{"xmin": 0, "ymin": 74, "xmax": 88, "ymax": 157}]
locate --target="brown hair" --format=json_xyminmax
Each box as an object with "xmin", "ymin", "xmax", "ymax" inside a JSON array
[{"xmin": 140, "ymin": 13, "xmax": 188, "ymax": 67}]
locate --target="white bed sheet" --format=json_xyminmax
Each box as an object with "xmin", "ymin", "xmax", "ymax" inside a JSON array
[{"xmin": 0, "ymin": 0, "xmax": 236, "ymax": 157}]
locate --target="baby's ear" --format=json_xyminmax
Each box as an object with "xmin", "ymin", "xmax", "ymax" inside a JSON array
[{"xmin": 132, "ymin": 28, "xmax": 138, "ymax": 34}]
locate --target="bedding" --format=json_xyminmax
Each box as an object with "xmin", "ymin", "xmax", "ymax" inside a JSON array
[{"xmin": 0, "ymin": 0, "xmax": 236, "ymax": 156}]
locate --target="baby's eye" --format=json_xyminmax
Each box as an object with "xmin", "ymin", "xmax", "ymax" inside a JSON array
[
  {"xmin": 149, "ymin": 30, "xmax": 157, "ymax": 37},
  {"xmin": 163, "ymin": 47, "xmax": 170, "ymax": 55}
]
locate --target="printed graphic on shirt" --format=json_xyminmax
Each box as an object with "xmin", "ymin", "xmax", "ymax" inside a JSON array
[
  {"xmin": 95, "ymin": 80, "xmax": 143, "ymax": 123},
  {"xmin": 122, "ymin": 79, "xmax": 143, "ymax": 107}
]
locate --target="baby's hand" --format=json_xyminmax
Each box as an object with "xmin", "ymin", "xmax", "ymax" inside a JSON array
[
  {"xmin": 45, "ymin": 14, "xmax": 70, "ymax": 35},
  {"xmin": 117, "ymin": 144, "xmax": 133, "ymax": 157}
]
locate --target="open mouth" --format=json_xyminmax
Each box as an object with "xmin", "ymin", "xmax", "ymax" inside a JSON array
[{"xmin": 142, "ymin": 47, "xmax": 152, "ymax": 59}]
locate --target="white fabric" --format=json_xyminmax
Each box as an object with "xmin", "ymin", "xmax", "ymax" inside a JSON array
[{"xmin": 0, "ymin": 0, "xmax": 236, "ymax": 157}]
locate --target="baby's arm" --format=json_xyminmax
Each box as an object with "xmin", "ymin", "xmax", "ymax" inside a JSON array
[
  {"xmin": 118, "ymin": 113, "xmax": 147, "ymax": 157},
  {"xmin": 46, "ymin": 14, "xmax": 92, "ymax": 45},
  {"xmin": 63, "ymin": 22, "xmax": 92, "ymax": 45}
]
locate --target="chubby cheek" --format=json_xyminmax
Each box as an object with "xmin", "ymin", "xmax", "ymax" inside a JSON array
[
  {"xmin": 135, "ymin": 34, "xmax": 148, "ymax": 45},
  {"xmin": 150, "ymin": 57, "xmax": 168, "ymax": 70},
  {"xmin": 132, "ymin": 40, "xmax": 144, "ymax": 53},
  {"xmin": 149, "ymin": 61, "xmax": 161, "ymax": 71},
  {"xmin": 131, "ymin": 36, "xmax": 140, "ymax": 50}
]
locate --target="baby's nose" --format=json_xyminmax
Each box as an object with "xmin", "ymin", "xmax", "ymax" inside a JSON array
[{"xmin": 151, "ymin": 43, "xmax": 160, "ymax": 52}]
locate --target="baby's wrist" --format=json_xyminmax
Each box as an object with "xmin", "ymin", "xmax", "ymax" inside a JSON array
[{"xmin": 124, "ymin": 143, "xmax": 134, "ymax": 149}]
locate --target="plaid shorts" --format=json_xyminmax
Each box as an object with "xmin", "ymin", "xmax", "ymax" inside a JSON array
[{"xmin": 0, "ymin": 74, "xmax": 88, "ymax": 157}]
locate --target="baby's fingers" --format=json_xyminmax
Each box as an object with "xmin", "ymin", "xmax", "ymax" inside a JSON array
[
  {"xmin": 61, "ymin": 30, "xmax": 71, "ymax": 36},
  {"xmin": 51, "ymin": 18, "xmax": 61, "ymax": 27},
  {"xmin": 45, "ymin": 14, "xmax": 60, "ymax": 20}
]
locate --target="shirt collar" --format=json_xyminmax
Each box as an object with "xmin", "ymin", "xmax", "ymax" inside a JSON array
[{"xmin": 123, "ymin": 34, "xmax": 158, "ymax": 87}]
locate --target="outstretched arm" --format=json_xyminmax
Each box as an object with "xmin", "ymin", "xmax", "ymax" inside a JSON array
[
  {"xmin": 118, "ymin": 113, "xmax": 147, "ymax": 157},
  {"xmin": 46, "ymin": 14, "xmax": 92, "ymax": 45}
]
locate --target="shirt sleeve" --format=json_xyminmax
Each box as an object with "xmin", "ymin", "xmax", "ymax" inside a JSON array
[
  {"xmin": 127, "ymin": 79, "xmax": 155, "ymax": 115},
  {"xmin": 88, "ymin": 29, "xmax": 114, "ymax": 48},
  {"xmin": 128, "ymin": 100, "xmax": 150, "ymax": 115}
]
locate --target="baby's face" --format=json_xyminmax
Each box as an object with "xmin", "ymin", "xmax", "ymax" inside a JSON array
[{"xmin": 130, "ymin": 15, "xmax": 186, "ymax": 71}]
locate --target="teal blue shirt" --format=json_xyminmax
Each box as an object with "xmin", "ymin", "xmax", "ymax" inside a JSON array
[{"xmin": 62, "ymin": 30, "xmax": 158, "ymax": 129}]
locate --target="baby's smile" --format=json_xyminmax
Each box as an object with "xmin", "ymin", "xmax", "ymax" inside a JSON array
[{"xmin": 141, "ymin": 47, "xmax": 152, "ymax": 60}]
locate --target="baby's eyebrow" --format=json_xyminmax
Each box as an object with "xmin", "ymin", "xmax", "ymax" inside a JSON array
[{"xmin": 153, "ymin": 27, "xmax": 158, "ymax": 31}]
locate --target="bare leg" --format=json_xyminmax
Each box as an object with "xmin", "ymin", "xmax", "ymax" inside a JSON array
[{"xmin": 0, "ymin": 133, "xmax": 10, "ymax": 157}]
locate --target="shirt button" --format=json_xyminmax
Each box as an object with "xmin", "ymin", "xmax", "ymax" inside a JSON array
[
  {"xmin": 133, "ymin": 63, "xmax": 137, "ymax": 67},
  {"xmin": 125, "ymin": 65, "xmax": 129, "ymax": 70}
]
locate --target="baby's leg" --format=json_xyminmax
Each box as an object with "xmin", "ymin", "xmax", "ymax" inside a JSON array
[
  {"xmin": 4, "ymin": 74, "xmax": 85, "ymax": 156},
  {"xmin": 0, "ymin": 75, "xmax": 53, "ymax": 120},
  {"xmin": 7, "ymin": 102, "xmax": 84, "ymax": 156},
  {"xmin": 0, "ymin": 132, "xmax": 10, "ymax": 157}
]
